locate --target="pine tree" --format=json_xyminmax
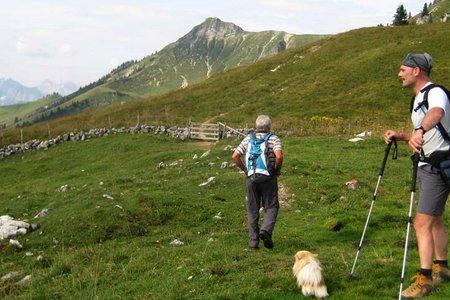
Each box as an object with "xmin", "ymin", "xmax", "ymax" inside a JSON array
[
  {"xmin": 422, "ymin": 3, "xmax": 429, "ymax": 17},
  {"xmin": 393, "ymin": 5, "xmax": 409, "ymax": 26}
]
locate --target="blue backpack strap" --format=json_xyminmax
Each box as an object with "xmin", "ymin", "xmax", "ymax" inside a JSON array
[
  {"xmin": 263, "ymin": 132, "xmax": 272, "ymax": 142},
  {"xmin": 246, "ymin": 132, "xmax": 258, "ymax": 172}
]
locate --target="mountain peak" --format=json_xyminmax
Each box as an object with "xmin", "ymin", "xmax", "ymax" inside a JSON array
[
  {"xmin": 37, "ymin": 79, "xmax": 79, "ymax": 96},
  {"xmin": 189, "ymin": 17, "xmax": 244, "ymax": 41}
]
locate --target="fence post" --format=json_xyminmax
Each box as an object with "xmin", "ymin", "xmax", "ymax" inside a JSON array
[
  {"xmin": 48, "ymin": 124, "xmax": 51, "ymax": 140},
  {"xmin": 223, "ymin": 123, "xmax": 227, "ymax": 139},
  {"xmin": 165, "ymin": 105, "xmax": 169, "ymax": 124},
  {"xmin": 187, "ymin": 117, "xmax": 191, "ymax": 138}
]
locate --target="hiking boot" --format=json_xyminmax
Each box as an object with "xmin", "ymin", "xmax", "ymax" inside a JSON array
[
  {"xmin": 400, "ymin": 272, "xmax": 433, "ymax": 299},
  {"xmin": 432, "ymin": 263, "xmax": 450, "ymax": 285},
  {"xmin": 259, "ymin": 230, "xmax": 273, "ymax": 249}
]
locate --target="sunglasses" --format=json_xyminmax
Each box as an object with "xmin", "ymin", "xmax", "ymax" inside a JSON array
[{"xmin": 406, "ymin": 53, "xmax": 432, "ymax": 72}]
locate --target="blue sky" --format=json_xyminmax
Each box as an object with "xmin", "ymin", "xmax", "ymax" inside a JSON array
[{"xmin": 0, "ymin": 0, "xmax": 424, "ymax": 87}]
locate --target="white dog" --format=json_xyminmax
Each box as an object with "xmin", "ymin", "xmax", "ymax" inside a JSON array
[{"xmin": 293, "ymin": 250, "xmax": 329, "ymax": 299}]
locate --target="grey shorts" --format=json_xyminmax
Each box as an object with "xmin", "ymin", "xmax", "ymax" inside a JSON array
[{"xmin": 418, "ymin": 164, "xmax": 450, "ymax": 216}]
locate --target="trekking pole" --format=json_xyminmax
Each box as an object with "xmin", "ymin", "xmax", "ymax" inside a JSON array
[
  {"xmin": 398, "ymin": 152, "xmax": 420, "ymax": 300},
  {"xmin": 349, "ymin": 138, "xmax": 398, "ymax": 278}
]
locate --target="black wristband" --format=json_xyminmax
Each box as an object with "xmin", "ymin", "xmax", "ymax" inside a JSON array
[{"xmin": 415, "ymin": 125, "xmax": 426, "ymax": 134}]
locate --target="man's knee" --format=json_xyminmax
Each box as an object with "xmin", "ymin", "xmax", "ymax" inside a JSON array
[{"xmin": 414, "ymin": 214, "xmax": 434, "ymax": 233}]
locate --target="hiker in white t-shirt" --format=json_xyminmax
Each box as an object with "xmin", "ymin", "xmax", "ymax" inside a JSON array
[{"xmin": 385, "ymin": 53, "xmax": 450, "ymax": 298}]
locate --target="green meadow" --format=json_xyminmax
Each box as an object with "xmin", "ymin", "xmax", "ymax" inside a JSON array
[{"xmin": 1, "ymin": 133, "xmax": 449, "ymax": 299}]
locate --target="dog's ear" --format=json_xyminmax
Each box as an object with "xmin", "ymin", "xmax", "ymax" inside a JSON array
[{"xmin": 294, "ymin": 251, "xmax": 306, "ymax": 260}]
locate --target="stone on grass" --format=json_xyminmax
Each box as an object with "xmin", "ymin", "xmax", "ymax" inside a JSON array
[
  {"xmin": 34, "ymin": 208, "xmax": 49, "ymax": 219},
  {"xmin": 199, "ymin": 177, "xmax": 215, "ymax": 187},
  {"xmin": 0, "ymin": 216, "xmax": 30, "ymax": 240},
  {"xmin": 9, "ymin": 239, "xmax": 23, "ymax": 250},
  {"xmin": 170, "ymin": 239, "xmax": 184, "ymax": 246}
]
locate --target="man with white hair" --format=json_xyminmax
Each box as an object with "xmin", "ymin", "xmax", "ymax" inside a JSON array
[{"xmin": 232, "ymin": 115, "xmax": 283, "ymax": 249}]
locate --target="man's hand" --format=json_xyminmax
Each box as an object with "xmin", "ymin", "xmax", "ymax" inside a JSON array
[
  {"xmin": 408, "ymin": 130, "xmax": 424, "ymax": 153},
  {"xmin": 384, "ymin": 130, "xmax": 398, "ymax": 144}
]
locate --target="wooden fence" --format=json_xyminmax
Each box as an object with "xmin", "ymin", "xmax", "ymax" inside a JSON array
[{"xmin": 188, "ymin": 121, "xmax": 245, "ymax": 141}]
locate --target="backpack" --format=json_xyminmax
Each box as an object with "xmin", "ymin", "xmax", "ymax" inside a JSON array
[
  {"xmin": 245, "ymin": 132, "xmax": 276, "ymax": 182},
  {"xmin": 411, "ymin": 83, "xmax": 450, "ymax": 141},
  {"xmin": 411, "ymin": 83, "xmax": 450, "ymax": 187}
]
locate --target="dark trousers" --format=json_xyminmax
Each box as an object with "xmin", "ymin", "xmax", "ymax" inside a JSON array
[{"xmin": 245, "ymin": 176, "xmax": 279, "ymax": 248}]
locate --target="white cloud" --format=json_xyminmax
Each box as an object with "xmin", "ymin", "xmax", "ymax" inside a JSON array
[
  {"xmin": 59, "ymin": 44, "xmax": 72, "ymax": 54},
  {"xmin": 261, "ymin": 0, "xmax": 309, "ymax": 11},
  {"xmin": 15, "ymin": 36, "xmax": 49, "ymax": 57},
  {"xmin": 110, "ymin": 57, "xmax": 120, "ymax": 70},
  {"xmin": 98, "ymin": 4, "xmax": 152, "ymax": 19}
]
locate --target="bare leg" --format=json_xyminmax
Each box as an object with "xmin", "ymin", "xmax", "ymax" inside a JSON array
[
  {"xmin": 432, "ymin": 216, "xmax": 448, "ymax": 260},
  {"xmin": 414, "ymin": 213, "xmax": 435, "ymax": 269}
]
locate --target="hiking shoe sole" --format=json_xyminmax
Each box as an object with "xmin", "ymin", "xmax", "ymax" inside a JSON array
[{"xmin": 259, "ymin": 230, "xmax": 273, "ymax": 249}]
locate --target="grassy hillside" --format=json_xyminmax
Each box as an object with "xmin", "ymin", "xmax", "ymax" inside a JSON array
[
  {"xmin": 1, "ymin": 22, "xmax": 450, "ymax": 147},
  {"xmin": 0, "ymin": 95, "xmax": 57, "ymax": 128},
  {"xmin": 1, "ymin": 133, "xmax": 449, "ymax": 299},
  {"xmin": 11, "ymin": 18, "xmax": 325, "ymax": 127}
]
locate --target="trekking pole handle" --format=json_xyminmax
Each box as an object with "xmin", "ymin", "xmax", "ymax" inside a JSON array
[
  {"xmin": 392, "ymin": 138, "xmax": 398, "ymax": 160},
  {"xmin": 410, "ymin": 152, "xmax": 420, "ymax": 192},
  {"xmin": 379, "ymin": 138, "xmax": 397, "ymax": 177}
]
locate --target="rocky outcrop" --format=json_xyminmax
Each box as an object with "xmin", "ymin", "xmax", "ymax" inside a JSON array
[{"xmin": 0, "ymin": 216, "xmax": 38, "ymax": 241}]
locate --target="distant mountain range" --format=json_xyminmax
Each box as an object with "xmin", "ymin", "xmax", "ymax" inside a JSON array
[
  {"xmin": 0, "ymin": 78, "xmax": 78, "ymax": 106},
  {"xmin": 9, "ymin": 17, "xmax": 326, "ymax": 126}
]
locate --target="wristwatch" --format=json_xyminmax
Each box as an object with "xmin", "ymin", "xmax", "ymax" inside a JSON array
[{"xmin": 415, "ymin": 125, "xmax": 426, "ymax": 134}]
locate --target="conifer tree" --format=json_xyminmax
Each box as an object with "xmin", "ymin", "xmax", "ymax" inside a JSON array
[
  {"xmin": 393, "ymin": 4, "xmax": 409, "ymax": 26},
  {"xmin": 422, "ymin": 3, "xmax": 429, "ymax": 17}
]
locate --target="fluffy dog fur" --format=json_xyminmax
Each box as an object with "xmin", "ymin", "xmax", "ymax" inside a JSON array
[{"xmin": 293, "ymin": 250, "xmax": 328, "ymax": 299}]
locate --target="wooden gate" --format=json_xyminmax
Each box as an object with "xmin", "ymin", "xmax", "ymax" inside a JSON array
[
  {"xmin": 188, "ymin": 121, "xmax": 220, "ymax": 141},
  {"xmin": 188, "ymin": 121, "xmax": 246, "ymax": 141}
]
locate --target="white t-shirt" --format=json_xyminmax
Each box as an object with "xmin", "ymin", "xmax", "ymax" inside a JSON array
[{"xmin": 411, "ymin": 82, "xmax": 450, "ymax": 157}]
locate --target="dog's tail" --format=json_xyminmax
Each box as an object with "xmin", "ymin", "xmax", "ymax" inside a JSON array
[
  {"xmin": 315, "ymin": 279, "xmax": 329, "ymax": 299},
  {"xmin": 298, "ymin": 262, "xmax": 329, "ymax": 298}
]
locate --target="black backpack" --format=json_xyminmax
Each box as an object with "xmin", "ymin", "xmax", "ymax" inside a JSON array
[
  {"xmin": 410, "ymin": 83, "xmax": 450, "ymax": 141},
  {"xmin": 412, "ymin": 83, "xmax": 450, "ymax": 187}
]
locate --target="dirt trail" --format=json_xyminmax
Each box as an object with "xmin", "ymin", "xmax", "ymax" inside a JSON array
[{"xmin": 279, "ymin": 182, "xmax": 292, "ymax": 208}]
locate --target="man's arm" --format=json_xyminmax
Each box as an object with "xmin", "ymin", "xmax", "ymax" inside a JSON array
[
  {"xmin": 274, "ymin": 150, "xmax": 283, "ymax": 175},
  {"xmin": 409, "ymin": 107, "xmax": 445, "ymax": 152},
  {"xmin": 384, "ymin": 130, "xmax": 412, "ymax": 143},
  {"xmin": 232, "ymin": 151, "xmax": 247, "ymax": 173}
]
